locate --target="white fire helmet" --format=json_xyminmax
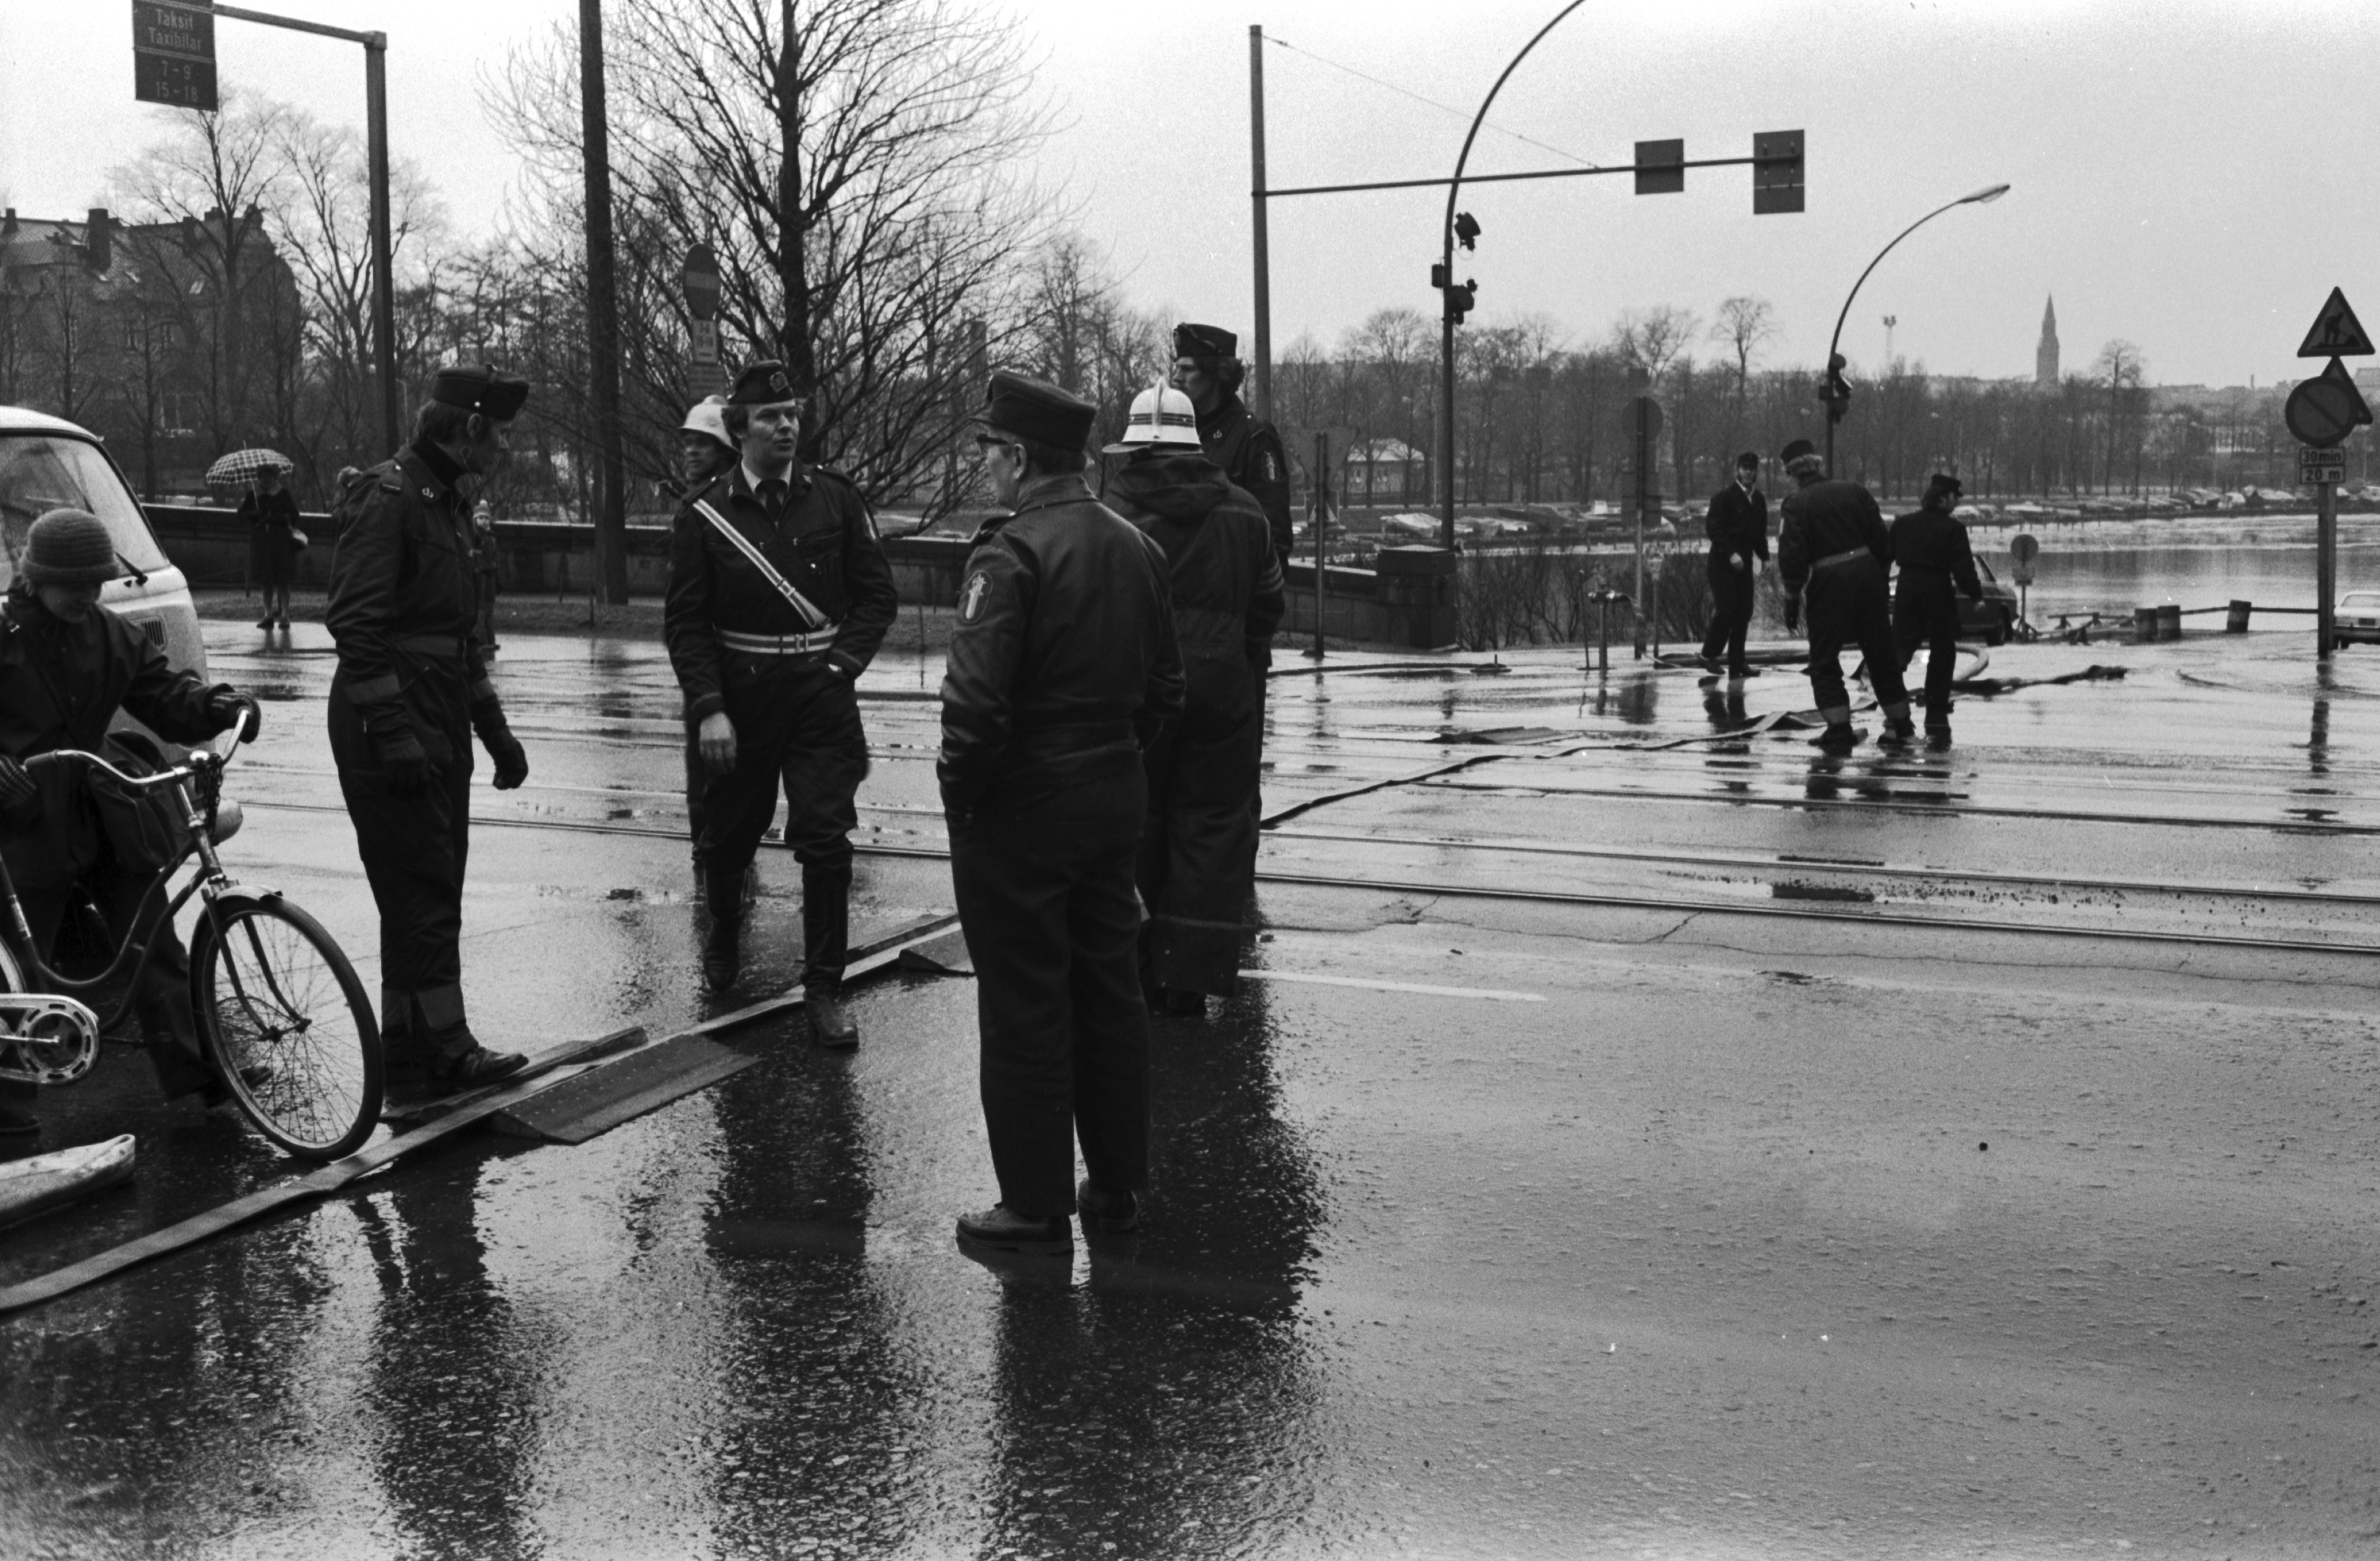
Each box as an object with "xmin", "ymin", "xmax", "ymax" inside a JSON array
[
  {"xmin": 1102, "ymin": 381, "xmax": 1204, "ymax": 455},
  {"xmin": 680, "ymin": 394, "xmax": 732, "ymax": 447}
]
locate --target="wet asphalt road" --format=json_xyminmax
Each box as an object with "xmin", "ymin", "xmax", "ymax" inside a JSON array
[{"xmin": 2, "ymin": 621, "xmax": 2377, "ymax": 1559}]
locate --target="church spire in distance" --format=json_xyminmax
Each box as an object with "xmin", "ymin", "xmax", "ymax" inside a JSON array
[{"xmin": 2036, "ymin": 295, "xmax": 2060, "ymax": 388}]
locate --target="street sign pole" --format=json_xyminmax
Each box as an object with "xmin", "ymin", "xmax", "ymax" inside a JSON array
[
  {"xmin": 2318, "ymin": 477, "xmax": 2338, "ymax": 660},
  {"xmin": 1629, "ymin": 395, "xmax": 1662, "ymax": 657},
  {"xmin": 1310, "ymin": 430, "xmax": 1329, "ymax": 663},
  {"xmin": 2288, "ymin": 289, "xmax": 2376, "ymax": 663}
]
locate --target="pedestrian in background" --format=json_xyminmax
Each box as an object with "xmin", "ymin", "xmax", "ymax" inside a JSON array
[
  {"xmin": 672, "ymin": 394, "xmax": 739, "ymax": 896},
  {"xmin": 1775, "ymin": 437, "xmax": 1915, "ymax": 754},
  {"xmin": 470, "ymin": 500, "xmax": 501, "ymax": 653},
  {"xmin": 943, "ymin": 370, "xmax": 1183, "ymax": 1255},
  {"xmin": 1698, "ymin": 451, "xmax": 1767, "ymax": 680},
  {"xmin": 240, "ymin": 464, "xmax": 301, "ymax": 632},
  {"xmin": 1891, "ymin": 472, "xmax": 1983, "ymax": 751},
  {"xmin": 325, "ymin": 364, "xmax": 534, "ymax": 1091},
  {"xmin": 663, "ymin": 362, "xmax": 896, "ymax": 1046},
  {"xmin": 1102, "ymin": 382, "xmax": 1282, "ymax": 1018}
]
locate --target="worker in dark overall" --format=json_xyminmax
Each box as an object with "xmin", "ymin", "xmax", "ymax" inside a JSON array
[
  {"xmin": 1102, "ymin": 382, "xmax": 1282, "ymax": 1018},
  {"xmin": 663, "ymin": 361, "xmax": 897, "ymax": 1046},
  {"xmin": 326, "ymin": 364, "xmax": 534, "ymax": 1091},
  {"xmin": 0, "ymin": 510, "xmax": 261, "ymax": 1141},
  {"xmin": 943, "ymin": 370, "xmax": 1184, "ymax": 1254},
  {"xmin": 671, "ymin": 395, "xmax": 739, "ymax": 898},
  {"xmin": 1774, "ymin": 437, "xmax": 1916, "ymax": 754},
  {"xmin": 1698, "ymin": 451, "xmax": 1768, "ymax": 679},
  {"xmin": 1891, "ymin": 472, "xmax": 1983, "ymax": 751}
]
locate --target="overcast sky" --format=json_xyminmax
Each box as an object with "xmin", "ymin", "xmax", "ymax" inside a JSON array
[{"xmin": 2, "ymin": 0, "xmax": 2370, "ymax": 389}]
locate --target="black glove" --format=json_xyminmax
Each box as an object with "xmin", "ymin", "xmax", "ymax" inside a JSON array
[
  {"xmin": 484, "ymin": 727, "xmax": 528, "ymax": 791},
  {"xmin": 1783, "ymin": 594, "xmax": 1802, "ymax": 634},
  {"xmin": 378, "ymin": 733, "xmax": 431, "ymax": 799},
  {"xmin": 208, "ymin": 689, "xmax": 261, "ymax": 743},
  {"xmin": 0, "ymin": 754, "xmax": 38, "ymax": 828}
]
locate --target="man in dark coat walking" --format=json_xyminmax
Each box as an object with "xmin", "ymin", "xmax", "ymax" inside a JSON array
[
  {"xmin": 1699, "ymin": 451, "xmax": 1768, "ymax": 679},
  {"xmin": 664, "ymin": 361, "xmax": 897, "ymax": 1045},
  {"xmin": 943, "ymin": 370, "xmax": 1184, "ymax": 1255},
  {"xmin": 326, "ymin": 364, "xmax": 534, "ymax": 1091},
  {"xmin": 1891, "ymin": 472, "xmax": 1984, "ymax": 749},
  {"xmin": 1774, "ymin": 438, "xmax": 1916, "ymax": 754},
  {"xmin": 1102, "ymin": 383, "xmax": 1284, "ymax": 1018}
]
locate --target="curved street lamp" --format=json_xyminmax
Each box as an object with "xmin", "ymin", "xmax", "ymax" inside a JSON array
[
  {"xmin": 1437, "ymin": 0, "xmax": 1591, "ymax": 550},
  {"xmin": 1822, "ymin": 182, "xmax": 2010, "ymax": 475}
]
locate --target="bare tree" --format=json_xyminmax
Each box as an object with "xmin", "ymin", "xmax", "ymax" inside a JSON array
[
  {"xmin": 492, "ymin": 0, "xmax": 1055, "ymax": 511},
  {"xmin": 2094, "ymin": 339, "xmax": 2146, "ymax": 494},
  {"xmin": 1710, "ymin": 295, "xmax": 1774, "ymax": 414},
  {"xmin": 1609, "ymin": 305, "xmax": 1700, "ymax": 391}
]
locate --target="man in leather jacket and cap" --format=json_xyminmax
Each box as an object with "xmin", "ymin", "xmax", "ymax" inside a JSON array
[
  {"xmin": 0, "ymin": 509, "xmax": 261, "ymax": 1139},
  {"xmin": 1102, "ymin": 382, "xmax": 1282, "ymax": 1018},
  {"xmin": 1170, "ymin": 323, "xmax": 1292, "ymax": 569},
  {"xmin": 1891, "ymin": 472, "xmax": 1984, "ymax": 750},
  {"xmin": 664, "ymin": 360, "xmax": 897, "ymax": 1045},
  {"xmin": 1699, "ymin": 452, "xmax": 1769, "ymax": 679},
  {"xmin": 1774, "ymin": 437, "xmax": 1916, "ymax": 754},
  {"xmin": 943, "ymin": 369, "xmax": 1184, "ymax": 1255},
  {"xmin": 326, "ymin": 363, "xmax": 534, "ymax": 1092}
]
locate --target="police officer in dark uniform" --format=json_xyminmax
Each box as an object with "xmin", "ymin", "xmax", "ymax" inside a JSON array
[
  {"xmin": 1891, "ymin": 473, "xmax": 1983, "ymax": 750},
  {"xmin": 943, "ymin": 370, "xmax": 1184, "ymax": 1254},
  {"xmin": 1170, "ymin": 323, "xmax": 1292, "ymax": 568},
  {"xmin": 663, "ymin": 361, "xmax": 897, "ymax": 1045},
  {"xmin": 326, "ymin": 364, "xmax": 534, "ymax": 1089},
  {"xmin": 1774, "ymin": 437, "xmax": 1916, "ymax": 754},
  {"xmin": 1698, "ymin": 452, "xmax": 1768, "ymax": 679}
]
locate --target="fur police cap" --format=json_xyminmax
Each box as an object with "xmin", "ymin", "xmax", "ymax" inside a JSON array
[
  {"xmin": 982, "ymin": 370, "xmax": 1096, "ymax": 449},
  {"xmin": 429, "ymin": 362, "xmax": 530, "ymax": 420},
  {"xmin": 1778, "ymin": 438, "xmax": 1819, "ymax": 467},
  {"xmin": 21, "ymin": 508, "xmax": 120, "ymax": 586},
  {"xmin": 727, "ymin": 360, "xmax": 800, "ymax": 407},
  {"xmin": 1173, "ymin": 322, "xmax": 1237, "ymax": 362}
]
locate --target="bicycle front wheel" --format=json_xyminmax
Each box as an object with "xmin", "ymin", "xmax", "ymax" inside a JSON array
[{"xmin": 194, "ymin": 897, "xmax": 381, "ymax": 1160}]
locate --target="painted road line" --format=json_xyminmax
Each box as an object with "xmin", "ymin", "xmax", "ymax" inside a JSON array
[{"xmin": 1238, "ymin": 970, "xmax": 1545, "ymax": 1002}]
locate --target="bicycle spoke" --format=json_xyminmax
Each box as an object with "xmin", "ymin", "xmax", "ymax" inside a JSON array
[{"xmin": 203, "ymin": 904, "xmax": 375, "ymax": 1157}]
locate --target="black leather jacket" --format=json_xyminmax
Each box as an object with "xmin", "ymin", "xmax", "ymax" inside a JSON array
[
  {"xmin": 1777, "ymin": 478, "xmax": 1892, "ymax": 596},
  {"xmin": 1196, "ymin": 394, "xmax": 1293, "ymax": 566},
  {"xmin": 938, "ymin": 472, "xmax": 1185, "ymax": 816},
  {"xmin": 325, "ymin": 441, "xmax": 503, "ymax": 762}
]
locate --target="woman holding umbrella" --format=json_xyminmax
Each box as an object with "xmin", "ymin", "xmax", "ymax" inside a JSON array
[{"xmin": 239, "ymin": 464, "xmax": 300, "ymax": 630}]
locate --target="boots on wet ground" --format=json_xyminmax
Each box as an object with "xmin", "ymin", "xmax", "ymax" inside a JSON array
[
  {"xmin": 1878, "ymin": 716, "xmax": 1918, "ymax": 750},
  {"xmin": 1926, "ymin": 721, "xmax": 1954, "ymax": 752},
  {"xmin": 703, "ymin": 916, "xmax": 742, "ymax": 994},
  {"xmin": 1813, "ymin": 723, "xmax": 1860, "ymax": 754},
  {"xmin": 423, "ymin": 1026, "xmax": 526, "ymax": 1087},
  {"xmin": 1154, "ymin": 986, "xmax": 1206, "ymax": 1018},
  {"xmin": 807, "ymin": 987, "xmax": 858, "ymax": 1048},
  {"xmin": 956, "ymin": 1203, "xmax": 1073, "ymax": 1253},
  {"xmin": 1076, "ymin": 1177, "xmax": 1140, "ymax": 1234}
]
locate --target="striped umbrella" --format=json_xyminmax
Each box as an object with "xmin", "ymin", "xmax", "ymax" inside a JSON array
[{"xmin": 203, "ymin": 448, "xmax": 295, "ymax": 487}]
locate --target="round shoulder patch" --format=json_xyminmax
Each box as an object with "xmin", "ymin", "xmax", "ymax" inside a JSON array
[{"xmin": 958, "ymin": 571, "xmax": 993, "ymax": 624}]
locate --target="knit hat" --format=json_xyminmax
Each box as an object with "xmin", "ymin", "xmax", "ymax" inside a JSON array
[{"xmin": 21, "ymin": 509, "xmax": 119, "ymax": 587}]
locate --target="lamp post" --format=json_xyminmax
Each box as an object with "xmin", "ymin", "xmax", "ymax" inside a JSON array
[{"xmin": 1822, "ymin": 182, "xmax": 2008, "ymax": 475}]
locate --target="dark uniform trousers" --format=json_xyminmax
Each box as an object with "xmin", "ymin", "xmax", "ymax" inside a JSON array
[
  {"xmin": 951, "ymin": 771, "xmax": 1150, "ymax": 1218},
  {"xmin": 1699, "ymin": 565, "xmax": 1757, "ymax": 673},
  {"xmin": 1138, "ymin": 693, "xmax": 1259, "ymax": 995},
  {"xmin": 1804, "ymin": 556, "xmax": 1909, "ymax": 716},
  {"xmin": 697, "ymin": 659, "xmax": 866, "ymax": 987},
  {"xmin": 1894, "ymin": 579, "xmax": 1964, "ymax": 725},
  {"xmin": 329, "ymin": 671, "xmax": 475, "ymax": 1035}
]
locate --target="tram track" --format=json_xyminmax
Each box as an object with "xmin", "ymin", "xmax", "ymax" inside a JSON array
[{"xmin": 240, "ymin": 798, "xmax": 2380, "ymax": 959}]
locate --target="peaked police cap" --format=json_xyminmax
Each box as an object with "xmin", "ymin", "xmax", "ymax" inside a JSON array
[
  {"xmin": 1173, "ymin": 322, "xmax": 1237, "ymax": 361},
  {"xmin": 980, "ymin": 370, "xmax": 1095, "ymax": 449},
  {"xmin": 727, "ymin": 360, "xmax": 800, "ymax": 406},
  {"xmin": 429, "ymin": 362, "xmax": 530, "ymax": 420}
]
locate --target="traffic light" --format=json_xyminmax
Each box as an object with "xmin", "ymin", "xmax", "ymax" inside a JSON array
[
  {"xmin": 1816, "ymin": 351, "xmax": 1852, "ymax": 423},
  {"xmin": 1430, "ymin": 264, "xmax": 1478, "ymax": 325},
  {"xmin": 1753, "ymin": 129, "xmax": 1805, "ymax": 215},
  {"xmin": 1454, "ymin": 211, "xmax": 1481, "ymax": 251}
]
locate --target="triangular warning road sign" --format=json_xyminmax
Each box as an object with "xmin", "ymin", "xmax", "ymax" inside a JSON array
[
  {"xmin": 2298, "ymin": 287, "xmax": 2375, "ymax": 358},
  {"xmin": 2320, "ymin": 354, "xmax": 2375, "ymax": 424}
]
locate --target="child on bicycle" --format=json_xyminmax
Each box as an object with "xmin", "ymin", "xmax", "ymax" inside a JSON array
[{"xmin": 0, "ymin": 509, "xmax": 260, "ymax": 1142}]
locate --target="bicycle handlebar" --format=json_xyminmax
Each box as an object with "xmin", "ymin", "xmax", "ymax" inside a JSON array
[{"xmin": 23, "ymin": 724, "xmax": 248, "ymax": 790}]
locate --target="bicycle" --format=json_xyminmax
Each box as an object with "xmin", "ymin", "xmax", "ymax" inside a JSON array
[{"xmin": 0, "ymin": 724, "xmax": 381, "ymax": 1160}]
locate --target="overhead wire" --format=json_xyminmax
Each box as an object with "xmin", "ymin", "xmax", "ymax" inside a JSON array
[{"xmin": 1263, "ymin": 34, "xmax": 1599, "ymax": 170}]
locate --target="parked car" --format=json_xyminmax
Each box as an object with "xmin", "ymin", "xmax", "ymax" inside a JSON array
[
  {"xmin": 0, "ymin": 404, "xmax": 208, "ymax": 687},
  {"xmin": 2335, "ymin": 589, "xmax": 2380, "ymax": 648},
  {"xmin": 1957, "ymin": 557, "xmax": 2021, "ymax": 645}
]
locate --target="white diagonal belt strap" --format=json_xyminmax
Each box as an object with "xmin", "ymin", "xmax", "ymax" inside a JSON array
[
  {"xmin": 692, "ymin": 497, "xmax": 832, "ymax": 631},
  {"xmin": 718, "ymin": 626, "xmax": 840, "ymax": 656}
]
